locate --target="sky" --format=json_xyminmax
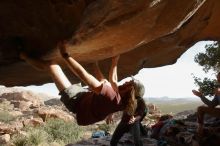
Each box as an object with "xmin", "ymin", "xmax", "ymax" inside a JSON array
[
  {"xmin": 18, "ymin": 41, "xmax": 216, "ymax": 98},
  {"xmin": 134, "ymin": 41, "xmax": 215, "ymax": 98}
]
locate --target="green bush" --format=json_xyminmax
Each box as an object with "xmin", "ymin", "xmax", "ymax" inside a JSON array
[
  {"xmin": 0, "ymin": 110, "xmax": 16, "ymax": 123},
  {"xmin": 12, "ymin": 118, "xmax": 84, "ymax": 146},
  {"xmin": 98, "ymin": 123, "xmax": 116, "ymax": 134},
  {"xmin": 43, "ymin": 118, "xmax": 84, "ymax": 144},
  {"xmin": 26, "ymin": 129, "xmax": 52, "ymax": 146},
  {"xmin": 0, "ymin": 100, "xmax": 14, "ymax": 111},
  {"xmin": 12, "ymin": 134, "xmax": 26, "ymax": 146},
  {"xmin": 98, "ymin": 123, "xmax": 111, "ymax": 132},
  {"xmin": 12, "ymin": 128, "xmax": 51, "ymax": 146}
]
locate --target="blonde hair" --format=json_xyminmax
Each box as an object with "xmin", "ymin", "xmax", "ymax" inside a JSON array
[
  {"xmin": 132, "ymin": 78, "xmax": 145, "ymax": 98},
  {"xmin": 124, "ymin": 86, "xmax": 137, "ymax": 116}
]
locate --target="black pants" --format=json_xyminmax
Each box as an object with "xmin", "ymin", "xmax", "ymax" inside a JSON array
[
  {"xmin": 59, "ymin": 84, "xmax": 87, "ymax": 113},
  {"xmin": 110, "ymin": 121, "xmax": 143, "ymax": 146}
]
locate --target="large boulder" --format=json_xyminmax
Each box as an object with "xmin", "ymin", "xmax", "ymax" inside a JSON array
[
  {"xmin": 0, "ymin": 88, "xmax": 44, "ymax": 108},
  {"xmin": 0, "ymin": 0, "xmax": 220, "ymax": 86},
  {"xmin": 36, "ymin": 107, "xmax": 75, "ymax": 122}
]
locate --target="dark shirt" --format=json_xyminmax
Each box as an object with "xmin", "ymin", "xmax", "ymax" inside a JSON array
[
  {"xmin": 200, "ymin": 83, "xmax": 220, "ymax": 108},
  {"xmin": 200, "ymin": 95, "xmax": 220, "ymax": 108},
  {"xmin": 76, "ymin": 83, "xmax": 129, "ymax": 125},
  {"xmin": 121, "ymin": 97, "xmax": 147, "ymax": 123}
]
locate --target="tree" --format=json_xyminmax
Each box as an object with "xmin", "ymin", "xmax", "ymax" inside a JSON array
[
  {"xmin": 193, "ymin": 41, "xmax": 220, "ymax": 97},
  {"xmin": 195, "ymin": 41, "xmax": 220, "ymax": 73}
]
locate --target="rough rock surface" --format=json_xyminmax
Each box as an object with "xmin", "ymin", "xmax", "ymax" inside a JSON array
[
  {"xmin": 1, "ymin": 87, "xmax": 220, "ymax": 146},
  {"xmin": 0, "ymin": 0, "xmax": 220, "ymax": 86}
]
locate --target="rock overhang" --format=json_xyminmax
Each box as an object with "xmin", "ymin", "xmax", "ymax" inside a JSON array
[{"xmin": 0, "ymin": 0, "xmax": 220, "ymax": 86}]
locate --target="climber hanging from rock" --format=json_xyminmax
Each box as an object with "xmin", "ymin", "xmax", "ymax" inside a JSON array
[{"xmin": 20, "ymin": 41, "xmax": 145, "ymax": 126}]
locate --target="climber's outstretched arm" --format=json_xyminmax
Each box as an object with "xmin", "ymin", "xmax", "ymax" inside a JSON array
[
  {"xmin": 92, "ymin": 62, "xmax": 107, "ymax": 83},
  {"xmin": 109, "ymin": 55, "xmax": 120, "ymax": 92}
]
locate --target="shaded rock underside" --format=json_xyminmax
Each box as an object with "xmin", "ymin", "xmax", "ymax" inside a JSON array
[{"xmin": 0, "ymin": 0, "xmax": 220, "ymax": 86}]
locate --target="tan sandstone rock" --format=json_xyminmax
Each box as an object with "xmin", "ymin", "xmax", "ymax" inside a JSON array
[
  {"xmin": 0, "ymin": 0, "xmax": 220, "ymax": 86},
  {"xmin": 36, "ymin": 107, "xmax": 75, "ymax": 122},
  {"xmin": 0, "ymin": 134, "xmax": 10, "ymax": 144},
  {"xmin": 22, "ymin": 117, "xmax": 44, "ymax": 127}
]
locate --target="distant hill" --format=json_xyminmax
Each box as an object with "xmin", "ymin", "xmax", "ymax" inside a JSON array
[{"xmin": 145, "ymin": 97, "xmax": 203, "ymax": 114}]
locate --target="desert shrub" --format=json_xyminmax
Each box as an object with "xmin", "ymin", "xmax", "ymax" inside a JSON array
[
  {"xmin": 11, "ymin": 134, "xmax": 26, "ymax": 146},
  {"xmin": 0, "ymin": 110, "xmax": 16, "ymax": 122},
  {"xmin": 0, "ymin": 100, "xmax": 14, "ymax": 111},
  {"xmin": 12, "ymin": 128, "xmax": 51, "ymax": 146},
  {"xmin": 98, "ymin": 123, "xmax": 111, "ymax": 132},
  {"xmin": 43, "ymin": 118, "xmax": 84, "ymax": 144},
  {"xmin": 12, "ymin": 118, "xmax": 84, "ymax": 146},
  {"xmin": 98, "ymin": 123, "xmax": 116, "ymax": 134},
  {"xmin": 26, "ymin": 128, "xmax": 52, "ymax": 145}
]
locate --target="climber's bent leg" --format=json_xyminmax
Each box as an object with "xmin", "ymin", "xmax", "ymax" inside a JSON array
[
  {"xmin": 59, "ymin": 42, "xmax": 103, "ymax": 94},
  {"xmin": 20, "ymin": 52, "xmax": 72, "ymax": 93}
]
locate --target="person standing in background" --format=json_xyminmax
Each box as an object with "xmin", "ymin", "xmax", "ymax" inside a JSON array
[
  {"xmin": 192, "ymin": 72, "xmax": 220, "ymax": 137},
  {"xmin": 109, "ymin": 78, "xmax": 147, "ymax": 146}
]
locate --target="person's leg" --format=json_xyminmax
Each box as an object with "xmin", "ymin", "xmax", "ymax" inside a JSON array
[
  {"xmin": 130, "ymin": 121, "xmax": 143, "ymax": 146},
  {"xmin": 59, "ymin": 42, "xmax": 102, "ymax": 94},
  {"xmin": 202, "ymin": 107, "xmax": 220, "ymax": 117},
  {"xmin": 62, "ymin": 56, "xmax": 103, "ymax": 93},
  {"xmin": 197, "ymin": 106, "xmax": 206, "ymax": 137},
  {"xmin": 139, "ymin": 122, "xmax": 148, "ymax": 136},
  {"xmin": 20, "ymin": 52, "xmax": 84, "ymax": 114},
  {"xmin": 110, "ymin": 121, "xmax": 128, "ymax": 146},
  {"xmin": 197, "ymin": 106, "xmax": 220, "ymax": 136},
  {"xmin": 20, "ymin": 52, "xmax": 71, "ymax": 91},
  {"xmin": 48, "ymin": 64, "xmax": 72, "ymax": 91}
]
